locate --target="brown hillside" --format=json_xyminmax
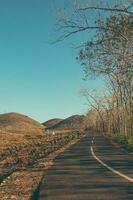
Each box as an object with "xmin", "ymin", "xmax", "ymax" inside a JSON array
[
  {"xmin": 42, "ymin": 118, "xmax": 63, "ymax": 129},
  {"xmin": 0, "ymin": 112, "xmax": 46, "ymax": 181},
  {"xmin": 49, "ymin": 115, "xmax": 85, "ymax": 130},
  {"xmin": 0, "ymin": 112, "xmax": 84, "ymax": 188},
  {"xmin": 0, "ymin": 112, "xmax": 44, "ymax": 135}
]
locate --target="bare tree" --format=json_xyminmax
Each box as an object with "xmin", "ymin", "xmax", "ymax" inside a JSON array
[
  {"xmin": 55, "ymin": 0, "xmax": 133, "ymax": 46},
  {"xmin": 55, "ymin": 1, "xmax": 133, "ymax": 138}
]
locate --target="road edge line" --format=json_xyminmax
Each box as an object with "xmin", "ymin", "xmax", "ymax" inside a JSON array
[{"xmin": 90, "ymin": 146, "xmax": 133, "ymax": 183}]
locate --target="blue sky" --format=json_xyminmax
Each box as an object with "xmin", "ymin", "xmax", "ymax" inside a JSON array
[{"xmin": 0, "ymin": 0, "xmax": 104, "ymax": 122}]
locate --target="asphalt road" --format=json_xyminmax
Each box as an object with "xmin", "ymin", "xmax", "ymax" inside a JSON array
[{"xmin": 38, "ymin": 133, "xmax": 133, "ymax": 200}]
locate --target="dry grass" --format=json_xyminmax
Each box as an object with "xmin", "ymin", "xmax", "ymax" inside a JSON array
[
  {"xmin": 0, "ymin": 136, "xmax": 83, "ymax": 200},
  {"xmin": 0, "ymin": 112, "xmax": 44, "ymax": 135},
  {"xmin": 0, "ymin": 112, "xmax": 85, "ymax": 199},
  {"xmin": 43, "ymin": 118, "xmax": 63, "ymax": 129},
  {"xmin": 0, "ymin": 113, "xmax": 45, "ymax": 181},
  {"xmin": 49, "ymin": 115, "xmax": 85, "ymax": 130}
]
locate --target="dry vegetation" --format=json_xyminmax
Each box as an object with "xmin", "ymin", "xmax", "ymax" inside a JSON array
[
  {"xmin": 0, "ymin": 113, "xmax": 45, "ymax": 181},
  {"xmin": 0, "ymin": 112, "xmax": 44, "ymax": 133},
  {"xmin": 0, "ymin": 112, "xmax": 85, "ymax": 199},
  {"xmin": 42, "ymin": 118, "xmax": 63, "ymax": 129},
  {"xmin": 56, "ymin": 0, "xmax": 133, "ymax": 150},
  {"xmin": 48, "ymin": 115, "xmax": 85, "ymax": 130}
]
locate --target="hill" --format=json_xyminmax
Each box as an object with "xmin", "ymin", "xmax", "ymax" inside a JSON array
[
  {"xmin": 0, "ymin": 112, "xmax": 44, "ymax": 135},
  {"xmin": 0, "ymin": 112, "xmax": 45, "ymax": 152},
  {"xmin": 0, "ymin": 112, "xmax": 46, "ymax": 182},
  {"xmin": 42, "ymin": 118, "xmax": 63, "ymax": 129},
  {"xmin": 48, "ymin": 115, "xmax": 85, "ymax": 130},
  {"xmin": 0, "ymin": 112, "xmax": 84, "ymax": 190}
]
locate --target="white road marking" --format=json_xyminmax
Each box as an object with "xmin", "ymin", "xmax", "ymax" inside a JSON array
[{"xmin": 91, "ymin": 140, "xmax": 133, "ymax": 183}]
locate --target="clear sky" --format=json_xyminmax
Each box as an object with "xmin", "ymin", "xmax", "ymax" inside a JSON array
[{"xmin": 0, "ymin": 0, "xmax": 104, "ymax": 122}]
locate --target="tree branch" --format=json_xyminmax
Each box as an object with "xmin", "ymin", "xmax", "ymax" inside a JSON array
[{"xmin": 77, "ymin": 6, "xmax": 133, "ymax": 15}]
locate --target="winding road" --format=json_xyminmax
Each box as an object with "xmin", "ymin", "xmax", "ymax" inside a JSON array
[{"xmin": 38, "ymin": 133, "xmax": 133, "ymax": 200}]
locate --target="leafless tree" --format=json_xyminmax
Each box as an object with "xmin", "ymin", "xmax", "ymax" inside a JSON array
[{"xmin": 55, "ymin": 1, "xmax": 133, "ymax": 137}]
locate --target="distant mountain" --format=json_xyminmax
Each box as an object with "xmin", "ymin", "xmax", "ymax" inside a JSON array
[
  {"xmin": 42, "ymin": 118, "xmax": 63, "ymax": 129},
  {"xmin": 0, "ymin": 112, "xmax": 44, "ymax": 135},
  {"xmin": 48, "ymin": 115, "xmax": 85, "ymax": 130}
]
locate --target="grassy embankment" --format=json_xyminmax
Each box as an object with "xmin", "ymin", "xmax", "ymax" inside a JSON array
[{"xmin": 111, "ymin": 134, "xmax": 133, "ymax": 152}]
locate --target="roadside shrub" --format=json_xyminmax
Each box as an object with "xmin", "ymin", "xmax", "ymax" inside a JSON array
[
  {"xmin": 127, "ymin": 137, "xmax": 133, "ymax": 151},
  {"xmin": 113, "ymin": 134, "xmax": 133, "ymax": 151}
]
